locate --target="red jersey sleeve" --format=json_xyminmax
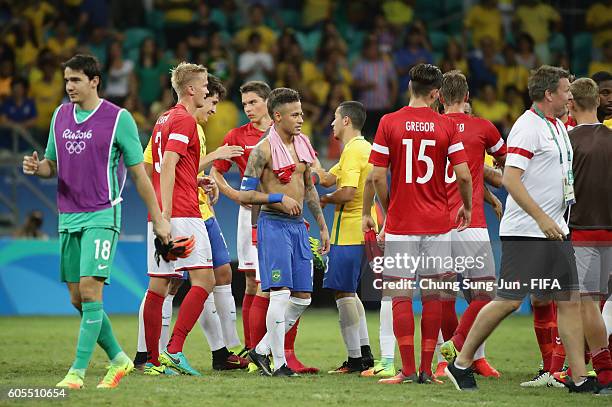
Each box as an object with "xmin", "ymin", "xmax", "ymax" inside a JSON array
[
  {"xmin": 483, "ymin": 119, "xmax": 506, "ymax": 157},
  {"xmin": 166, "ymin": 115, "xmax": 196, "ymax": 156},
  {"xmin": 447, "ymin": 123, "xmax": 468, "ymax": 165},
  {"xmin": 212, "ymin": 130, "xmax": 234, "ymax": 173},
  {"xmin": 369, "ymin": 115, "xmax": 390, "ymax": 167}
]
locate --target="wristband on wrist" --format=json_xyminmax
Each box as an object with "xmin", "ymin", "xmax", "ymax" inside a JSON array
[{"xmin": 268, "ymin": 193, "xmax": 284, "ymax": 203}]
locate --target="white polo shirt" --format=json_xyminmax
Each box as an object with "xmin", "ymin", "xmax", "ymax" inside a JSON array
[{"xmin": 500, "ymin": 109, "xmax": 571, "ymax": 237}]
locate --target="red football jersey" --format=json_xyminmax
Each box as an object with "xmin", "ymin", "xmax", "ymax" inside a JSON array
[
  {"xmin": 151, "ymin": 104, "xmax": 201, "ymax": 218},
  {"xmin": 213, "ymin": 122, "xmax": 267, "ymax": 177},
  {"xmin": 444, "ymin": 113, "xmax": 506, "ymax": 228},
  {"xmin": 369, "ymin": 106, "xmax": 468, "ymax": 235}
]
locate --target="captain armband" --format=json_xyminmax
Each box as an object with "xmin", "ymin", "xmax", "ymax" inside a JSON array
[{"xmin": 240, "ymin": 176, "xmax": 260, "ymax": 191}]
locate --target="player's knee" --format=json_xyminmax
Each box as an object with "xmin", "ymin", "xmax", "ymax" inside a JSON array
[
  {"xmin": 500, "ymin": 300, "xmax": 522, "ymax": 313},
  {"xmin": 190, "ymin": 270, "xmax": 216, "ymax": 292},
  {"xmin": 245, "ymin": 276, "xmax": 258, "ymax": 293},
  {"xmin": 290, "ymin": 291, "xmax": 311, "ymax": 300},
  {"xmin": 334, "ymin": 291, "xmax": 355, "ymax": 300},
  {"xmin": 70, "ymin": 300, "xmax": 82, "ymax": 311},
  {"xmin": 214, "ymin": 264, "xmax": 232, "ymax": 285},
  {"xmin": 530, "ymin": 295, "xmax": 551, "ymax": 307},
  {"xmin": 168, "ymin": 279, "xmax": 183, "ymax": 296},
  {"xmin": 148, "ymin": 276, "xmax": 170, "ymax": 297},
  {"xmin": 78, "ymin": 277, "xmax": 104, "ymax": 302}
]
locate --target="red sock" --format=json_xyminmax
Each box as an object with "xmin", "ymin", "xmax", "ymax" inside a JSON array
[
  {"xmin": 420, "ymin": 297, "xmax": 441, "ymax": 376},
  {"xmin": 441, "ymin": 298, "xmax": 458, "ymax": 341},
  {"xmin": 549, "ymin": 326, "xmax": 566, "ymax": 373},
  {"xmin": 533, "ymin": 303, "xmax": 555, "ymax": 372},
  {"xmin": 393, "ymin": 297, "xmax": 415, "ymax": 376},
  {"xmin": 452, "ymin": 300, "xmax": 488, "ymax": 351},
  {"xmin": 242, "ymin": 294, "xmax": 255, "ymax": 348},
  {"xmin": 167, "ymin": 286, "xmax": 209, "ymax": 354},
  {"xmin": 592, "ymin": 348, "xmax": 612, "ymax": 385},
  {"xmin": 143, "ymin": 290, "xmax": 164, "ymax": 366},
  {"xmin": 285, "ymin": 318, "xmax": 299, "ymax": 351},
  {"xmin": 249, "ymin": 295, "xmax": 269, "ymax": 346}
]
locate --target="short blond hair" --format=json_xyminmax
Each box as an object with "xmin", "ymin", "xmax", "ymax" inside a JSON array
[
  {"xmin": 170, "ymin": 62, "xmax": 208, "ymax": 96},
  {"xmin": 570, "ymin": 77, "xmax": 600, "ymax": 112},
  {"xmin": 441, "ymin": 70, "xmax": 468, "ymax": 105}
]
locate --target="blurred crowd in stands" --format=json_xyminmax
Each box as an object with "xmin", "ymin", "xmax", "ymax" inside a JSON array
[{"xmin": 0, "ymin": 0, "xmax": 611, "ymax": 159}]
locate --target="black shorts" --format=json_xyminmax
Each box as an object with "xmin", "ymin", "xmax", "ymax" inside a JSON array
[{"xmin": 497, "ymin": 236, "xmax": 579, "ymax": 300}]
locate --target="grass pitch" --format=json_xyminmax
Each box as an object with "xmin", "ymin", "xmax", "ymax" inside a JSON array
[{"xmin": 0, "ymin": 309, "xmax": 608, "ymax": 406}]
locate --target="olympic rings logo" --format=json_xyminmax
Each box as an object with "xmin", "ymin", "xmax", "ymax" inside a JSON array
[{"xmin": 65, "ymin": 141, "xmax": 86, "ymax": 154}]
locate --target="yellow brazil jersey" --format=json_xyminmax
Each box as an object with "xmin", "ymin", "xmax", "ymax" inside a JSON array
[
  {"xmin": 604, "ymin": 118, "xmax": 612, "ymax": 130},
  {"xmin": 143, "ymin": 124, "xmax": 214, "ymax": 220},
  {"xmin": 330, "ymin": 136, "xmax": 373, "ymax": 246}
]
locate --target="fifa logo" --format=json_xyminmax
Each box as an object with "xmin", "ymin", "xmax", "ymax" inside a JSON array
[{"xmin": 66, "ymin": 141, "xmax": 86, "ymax": 154}]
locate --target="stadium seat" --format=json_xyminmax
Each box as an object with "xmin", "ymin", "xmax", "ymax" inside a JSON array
[
  {"xmin": 429, "ymin": 30, "xmax": 449, "ymax": 54},
  {"xmin": 123, "ymin": 27, "xmax": 154, "ymax": 53},
  {"xmin": 571, "ymin": 32, "xmax": 592, "ymax": 77},
  {"xmin": 296, "ymin": 31, "xmax": 321, "ymax": 60}
]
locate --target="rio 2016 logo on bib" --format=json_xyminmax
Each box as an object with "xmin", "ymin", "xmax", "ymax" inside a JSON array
[
  {"xmin": 271, "ymin": 269, "xmax": 281, "ymax": 282},
  {"xmin": 65, "ymin": 141, "xmax": 86, "ymax": 154}
]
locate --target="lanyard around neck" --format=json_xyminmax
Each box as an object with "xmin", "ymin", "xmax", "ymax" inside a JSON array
[{"xmin": 532, "ymin": 104, "xmax": 572, "ymax": 165}]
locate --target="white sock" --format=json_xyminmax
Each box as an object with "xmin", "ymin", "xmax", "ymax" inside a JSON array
[
  {"xmin": 198, "ymin": 294, "xmax": 225, "ymax": 351},
  {"xmin": 214, "ymin": 285, "xmax": 241, "ymax": 349},
  {"xmin": 136, "ymin": 291, "xmax": 147, "ymax": 352},
  {"xmin": 379, "ymin": 297, "xmax": 395, "ymax": 359},
  {"xmin": 255, "ymin": 332, "xmax": 271, "ymax": 356},
  {"xmin": 337, "ymin": 297, "xmax": 361, "ymax": 358},
  {"xmin": 355, "ymin": 295, "xmax": 370, "ymax": 346},
  {"xmin": 255, "ymin": 295, "xmax": 311, "ymax": 357},
  {"xmin": 436, "ymin": 330, "xmax": 445, "ymax": 363},
  {"xmin": 474, "ymin": 342, "xmax": 486, "ymax": 360},
  {"xmin": 603, "ymin": 301, "xmax": 612, "ymax": 338},
  {"xmin": 159, "ymin": 294, "xmax": 174, "ymax": 350},
  {"xmin": 455, "ymin": 361, "xmax": 469, "ymax": 370},
  {"xmin": 261, "ymin": 290, "xmax": 290, "ymax": 369},
  {"xmin": 285, "ymin": 296, "xmax": 311, "ymax": 332}
]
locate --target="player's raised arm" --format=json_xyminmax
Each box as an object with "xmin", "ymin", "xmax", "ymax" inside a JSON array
[
  {"xmin": 199, "ymin": 144, "xmax": 244, "ymax": 172},
  {"xmin": 319, "ymin": 164, "xmax": 353, "ymax": 205},
  {"xmin": 304, "ymin": 164, "xmax": 330, "ymax": 254},
  {"xmin": 483, "ymin": 164, "xmax": 503, "ymax": 188},
  {"xmin": 311, "ymin": 165, "xmax": 337, "ymax": 188},
  {"xmin": 320, "ymin": 185, "xmax": 355, "ymax": 206},
  {"xmin": 210, "ymin": 166, "xmax": 241, "ymax": 204}
]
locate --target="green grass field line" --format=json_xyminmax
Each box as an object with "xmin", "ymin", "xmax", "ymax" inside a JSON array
[{"xmin": 0, "ymin": 310, "xmax": 607, "ymax": 406}]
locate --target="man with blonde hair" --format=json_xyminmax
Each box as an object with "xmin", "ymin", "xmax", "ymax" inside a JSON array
[
  {"xmin": 564, "ymin": 77, "xmax": 612, "ymax": 393},
  {"xmin": 141, "ymin": 62, "xmax": 216, "ymax": 376}
]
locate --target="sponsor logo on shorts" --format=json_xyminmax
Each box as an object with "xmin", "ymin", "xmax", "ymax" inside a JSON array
[
  {"xmin": 271, "ymin": 269, "xmax": 281, "ymax": 282},
  {"xmin": 98, "ymin": 264, "xmax": 109, "ymax": 270}
]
